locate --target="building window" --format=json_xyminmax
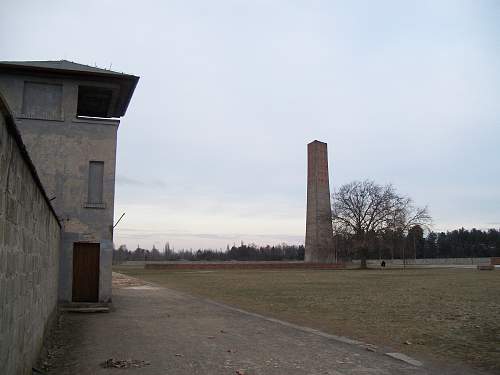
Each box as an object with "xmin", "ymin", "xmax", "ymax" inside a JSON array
[
  {"xmin": 22, "ymin": 82, "xmax": 63, "ymax": 120},
  {"xmin": 77, "ymin": 86, "xmax": 113, "ymax": 118},
  {"xmin": 86, "ymin": 161, "xmax": 105, "ymax": 208}
]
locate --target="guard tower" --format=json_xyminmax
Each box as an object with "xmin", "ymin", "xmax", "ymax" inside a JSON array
[{"xmin": 0, "ymin": 60, "xmax": 139, "ymax": 303}]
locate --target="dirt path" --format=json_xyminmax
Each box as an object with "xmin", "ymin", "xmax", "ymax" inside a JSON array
[{"xmin": 43, "ymin": 273, "xmax": 487, "ymax": 375}]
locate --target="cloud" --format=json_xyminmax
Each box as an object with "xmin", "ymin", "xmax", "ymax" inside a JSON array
[
  {"xmin": 116, "ymin": 175, "xmax": 167, "ymax": 188},
  {"xmin": 3, "ymin": 0, "xmax": 499, "ymax": 249},
  {"xmin": 114, "ymin": 227, "xmax": 304, "ymax": 249},
  {"xmin": 116, "ymin": 175, "xmax": 146, "ymax": 186}
]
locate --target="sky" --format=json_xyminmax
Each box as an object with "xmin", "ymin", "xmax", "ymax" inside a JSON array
[{"xmin": 1, "ymin": 0, "xmax": 499, "ymax": 250}]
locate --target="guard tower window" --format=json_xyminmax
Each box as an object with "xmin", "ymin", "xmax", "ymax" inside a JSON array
[
  {"xmin": 77, "ymin": 86, "xmax": 113, "ymax": 117},
  {"xmin": 87, "ymin": 161, "xmax": 104, "ymax": 205},
  {"xmin": 22, "ymin": 82, "xmax": 63, "ymax": 120}
]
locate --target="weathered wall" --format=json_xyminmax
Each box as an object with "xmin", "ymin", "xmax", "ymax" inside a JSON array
[
  {"xmin": 305, "ymin": 140, "xmax": 336, "ymax": 263},
  {"xmin": 0, "ymin": 96, "xmax": 61, "ymax": 375},
  {"xmin": 0, "ymin": 73, "xmax": 118, "ymax": 302}
]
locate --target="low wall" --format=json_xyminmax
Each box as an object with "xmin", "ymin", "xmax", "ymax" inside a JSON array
[
  {"xmin": 146, "ymin": 261, "xmax": 345, "ymax": 270},
  {"xmin": 0, "ymin": 96, "xmax": 61, "ymax": 375},
  {"xmin": 350, "ymin": 257, "xmax": 491, "ymax": 266}
]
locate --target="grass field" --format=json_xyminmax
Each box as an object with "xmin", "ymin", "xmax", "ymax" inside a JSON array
[{"xmin": 114, "ymin": 266, "xmax": 500, "ymax": 372}]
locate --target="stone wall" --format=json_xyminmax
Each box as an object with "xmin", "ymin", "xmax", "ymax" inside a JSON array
[
  {"xmin": 350, "ymin": 257, "xmax": 491, "ymax": 266},
  {"xmin": 0, "ymin": 95, "xmax": 61, "ymax": 375}
]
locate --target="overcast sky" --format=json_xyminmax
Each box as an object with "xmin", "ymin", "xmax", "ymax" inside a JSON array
[{"xmin": 1, "ymin": 0, "xmax": 499, "ymax": 250}]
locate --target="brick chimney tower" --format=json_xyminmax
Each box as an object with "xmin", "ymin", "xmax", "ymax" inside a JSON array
[{"xmin": 305, "ymin": 140, "xmax": 336, "ymax": 263}]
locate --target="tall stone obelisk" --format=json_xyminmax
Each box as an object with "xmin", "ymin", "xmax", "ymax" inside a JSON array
[{"xmin": 305, "ymin": 140, "xmax": 336, "ymax": 263}]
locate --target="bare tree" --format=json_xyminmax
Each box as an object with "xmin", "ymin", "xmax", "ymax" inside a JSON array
[{"xmin": 332, "ymin": 180, "xmax": 431, "ymax": 268}]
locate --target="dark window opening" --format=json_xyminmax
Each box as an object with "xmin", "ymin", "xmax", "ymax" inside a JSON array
[{"xmin": 77, "ymin": 86, "xmax": 113, "ymax": 117}]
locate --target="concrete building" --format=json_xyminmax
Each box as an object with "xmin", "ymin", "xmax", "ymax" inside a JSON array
[
  {"xmin": 0, "ymin": 60, "xmax": 139, "ymax": 303},
  {"xmin": 305, "ymin": 140, "xmax": 336, "ymax": 263}
]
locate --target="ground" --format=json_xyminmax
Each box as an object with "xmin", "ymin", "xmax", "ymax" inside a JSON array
[
  {"xmin": 40, "ymin": 272, "xmax": 489, "ymax": 375},
  {"xmin": 114, "ymin": 266, "xmax": 500, "ymax": 373}
]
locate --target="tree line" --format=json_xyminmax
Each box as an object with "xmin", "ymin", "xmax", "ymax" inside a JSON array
[
  {"xmin": 113, "ymin": 227, "xmax": 500, "ymax": 264},
  {"xmin": 336, "ymin": 227, "xmax": 500, "ymax": 261},
  {"xmin": 113, "ymin": 242, "xmax": 305, "ymax": 263}
]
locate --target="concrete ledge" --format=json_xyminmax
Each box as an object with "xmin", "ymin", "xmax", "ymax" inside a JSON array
[
  {"xmin": 73, "ymin": 116, "xmax": 120, "ymax": 127},
  {"xmin": 60, "ymin": 302, "xmax": 111, "ymax": 313},
  {"xmin": 477, "ymin": 265, "xmax": 495, "ymax": 271},
  {"xmin": 62, "ymin": 307, "xmax": 110, "ymax": 313},
  {"xmin": 83, "ymin": 202, "xmax": 106, "ymax": 209},
  {"xmin": 145, "ymin": 261, "xmax": 345, "ymax": 270}
]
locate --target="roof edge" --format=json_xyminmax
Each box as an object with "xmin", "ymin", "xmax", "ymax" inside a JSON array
[{"xmin": 0, "ymin": 60, "xmax": 139, "ymax": 80}]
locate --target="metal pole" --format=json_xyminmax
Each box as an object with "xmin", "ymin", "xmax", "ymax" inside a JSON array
[{"xmin": 113, "ymin": 212, "xmax": 126, "ymax": 229}]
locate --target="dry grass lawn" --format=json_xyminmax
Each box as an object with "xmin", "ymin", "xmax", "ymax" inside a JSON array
[{"xmin": 114, "ymin": 266, "xmax": 500, "ymax": 372}]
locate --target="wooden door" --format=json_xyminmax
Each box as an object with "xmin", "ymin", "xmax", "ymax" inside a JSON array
[{"xmin": 72, "ymin": 242, "xmax": 100, "ymax": 302}]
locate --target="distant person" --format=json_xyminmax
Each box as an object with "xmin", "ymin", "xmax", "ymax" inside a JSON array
[{"xmin": 381, "ymin": 260, "xmax": 386, "ymax": 268}]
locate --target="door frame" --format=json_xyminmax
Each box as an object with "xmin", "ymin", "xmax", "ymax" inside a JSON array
[{"xmin": 72, "ymin": 242, "xmax": 100, "ymax": 302}]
